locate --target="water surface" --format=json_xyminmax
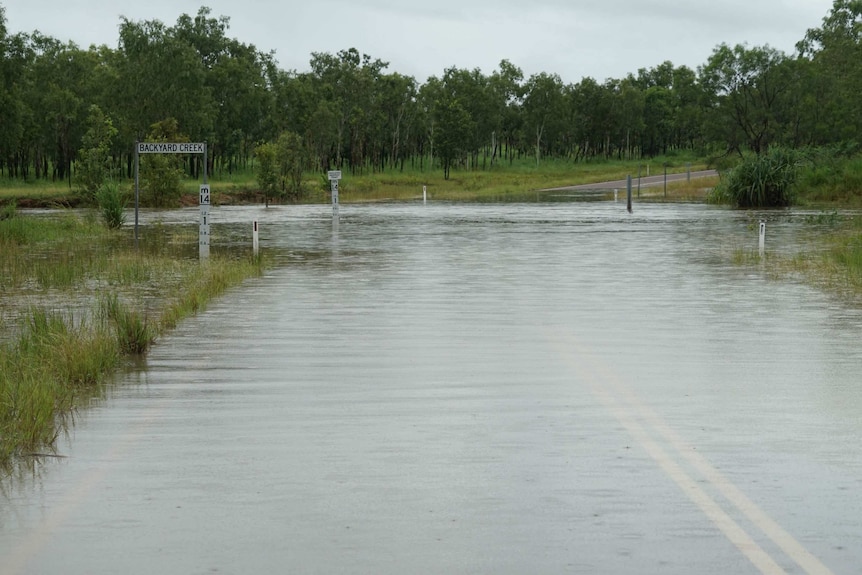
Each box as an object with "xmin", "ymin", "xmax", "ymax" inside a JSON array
[{"xmin": 2, "ymin": 202, "xmax": 861, "ymax": 574}]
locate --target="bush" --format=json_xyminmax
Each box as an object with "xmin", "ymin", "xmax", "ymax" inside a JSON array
[
  {"xmin": 96, "ymin": 181, "xmax": 127, "ymax": 229},
  {"xmin": 0, "ymin": 201, "xmax": 16, "ymax": 221},
  {"xmin": 710, "ymin": 147, "xmax": 803, "ymax": 207}
]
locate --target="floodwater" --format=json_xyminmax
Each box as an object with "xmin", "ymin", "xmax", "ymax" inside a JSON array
[{"xmin": 2, "ymin": 201, "xmax": 862, "ymax": 574}]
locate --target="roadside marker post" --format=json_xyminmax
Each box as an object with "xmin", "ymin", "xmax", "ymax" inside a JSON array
[
  {"xmin": 253, "ymin": 220, "xmax": 259, "ymax": 256},
  {"xmin": 626, "ymin": 175, "xmax": 633, "ymax": 214},
  {"xmin": 759, "ymin": 220, "xmax": 766, "ymax": 255},
  {"xmin": 423, "ymin": 185, "xmax": 427, "ymax": 204}
]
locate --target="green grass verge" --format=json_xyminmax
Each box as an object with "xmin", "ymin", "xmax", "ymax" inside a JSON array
[
  {"xmin": 2, "ymin": 156, "xmax": 708, "ymax": 207},
  {"xmin": 0, "ymin": 212, "xmax": 263, "ymax": 467}
]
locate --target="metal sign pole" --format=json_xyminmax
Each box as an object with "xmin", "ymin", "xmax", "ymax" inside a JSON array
[{"xmin": 134, "ymin": 142, "xmax": 139, "ymax": 249}]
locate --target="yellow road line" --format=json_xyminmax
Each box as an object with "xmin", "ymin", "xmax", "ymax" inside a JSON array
[
  {"xmin": 3, "ymin": 386, "xmax": 168, "ymax": 575},
  {"xmin": 547, "ymin": 328, "xmax": 835, "ymax": 575},
  {"xmin": 589, "ymin": 357, "xmax": 836, "ymax": 575}
]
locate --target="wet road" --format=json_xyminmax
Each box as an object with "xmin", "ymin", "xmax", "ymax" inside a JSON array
[
  {"xmin": 2, "ymin": 202, "xmax": 861, "ymax": 574},
  {"xmin": 540, "ymin": 169, "xmax": 718, "ymax": 192}
]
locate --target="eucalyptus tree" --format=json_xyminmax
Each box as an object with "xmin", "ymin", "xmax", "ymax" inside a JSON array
[
  {"xmin": 75, "ymin": 104, "xmax": 118, "ymax": 201},
  {"xmin": 797, "ymin": 0, "xmax": 862, "ymax": 144},
  {"xmin": 14, "ymin": 34, "xmax": 102, "ymax": 183},
  {"xmin": 376, "ymin": 72, "xmax": 418, "ymax": 171},
  {"xmin": 669, "ymin": 65, "xmax": 704, "ymax": 151},
  {"xmin": 615, "ymin": 77, "xmax": 646, "ymax": 159},
  {"xmin": 308, "ymin": 48, "xmax": 389, "ymax": 172},
  {"xmin": 435, "ymin": 66, "xmax": 495, "ymax": 168},
  {"xmin": 569, "ymin": 77, "xmax": 612, "ymax": 160},
  {"xmin": 172, "ymin": 8, "xmax": 275, "ymax": 173},
  {"xmin": 522, "ymin": 72, "xmax": 565, "ymax": 165},
  {"xmin": 489, "ymin": 60, "xmax": 524, "ymax": 165},
  {"xmin": 698, "ymin": 43, "xmax": 792, "ymax": 156},
  {"xmin": 114, "ymin": 15, "xmax": 214, "ymax": 156},
  {"xmin": 0, "ymin": 7, "xmax": 27, "ymax": 176}
]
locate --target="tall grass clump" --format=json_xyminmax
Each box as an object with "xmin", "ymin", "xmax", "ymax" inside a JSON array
[
  {"xmin": 1, "ymin": 211, "xmax": 267, "ymax": 467},
  {"xmin": 710, "ymin": 147, "xmax": 803, "ymax": 207},
  {"xmin": 101, "ymin": 294, "xmax": 156, "ymax": 354},
  {"xmin": 96, "ymin": 181, "xmax": 127, "ymax": 229},
  {"xmin": 1, "ymin": 200, "xmax": 16, "ymax": 221},
  {"xmin": 1, "ymin": 308, "xmax": 121, "ymax": 462}
]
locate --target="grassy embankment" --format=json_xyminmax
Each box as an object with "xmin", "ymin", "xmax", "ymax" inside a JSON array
[
  {"xmin": 0, "ymin": 156, "xmax": 709, "ymax": 207},
  {"xmin": 0, "ymin": 210, "xmax": 263, "ymax": 466},
  {"xmin": 721, "ymin": 154, "xmax": 862, "ymax": 298}
]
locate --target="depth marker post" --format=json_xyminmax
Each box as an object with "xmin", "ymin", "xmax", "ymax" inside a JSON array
[
  {"xmin": 253, "ymin": 220, "xmax": 259, "ymax": 256},
  {"xmin": 199, "ymin": 181, "xmax": 210, "ymax": 259},
  {"xmin": 328, "ymin": 170, "xmax": 342, "ymax": 216}
]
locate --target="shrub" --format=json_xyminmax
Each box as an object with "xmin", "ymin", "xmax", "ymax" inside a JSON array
[
  {"xmin": 710, "ymin": 147, "xmax": 803, "ymax": 207},
  {"xmin": 96, "ymin": 181, "xmax": 127, "ymax": 229}
]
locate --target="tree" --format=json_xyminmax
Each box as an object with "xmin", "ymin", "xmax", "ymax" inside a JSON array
[
  {"xmin": 254, "ymin": 141, "xmax": 278, "ymax": 205},
  {"xmin": 522, "ymin": 72, "xmax": 564, "ymax": 165},
  {"xmin": 276, "ymin": 131, "xmax": 306, "ymax": 200},
  {"xmin": 698, "ymin": 43, "xmax": 792, "ymax": 156},
  {"xmin": 797, "ymin": 0, "xmax": 862, "ymax": 144},
  {"xmin": 75, "ymin": 105, "xmax": 118, "ymax": 201},
  {"xmin": 434, "ymin": 97, "xmax": 473, "ymax": 180},
  {"xmin": 140, "ymin": 118, "xmax": 187, "ymax": 207}
]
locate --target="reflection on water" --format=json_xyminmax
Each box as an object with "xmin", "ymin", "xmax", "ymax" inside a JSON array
[{"xmin": 2, "ymin": 201, "xmax": 862, "ymax": 574}]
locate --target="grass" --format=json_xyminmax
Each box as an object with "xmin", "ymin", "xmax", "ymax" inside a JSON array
[
  {"xmin": 0, "ymin": 212, "xmax": 264, "ymax": 467},
  {"xmin": 2, "ymin": 155, "xmax": 709, "ymax": 207},
  {"xmin": 728, "ymin": 213, "xmax": 862, "ymax": 302},
  {"xmin": 786, "ymin": 219, "xmax": 862, "ymax": 296}
]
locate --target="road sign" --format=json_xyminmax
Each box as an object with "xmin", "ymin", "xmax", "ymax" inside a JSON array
[
  {"xmin": 137, "ymin": 142, "xmax": 206, "ymax": 154},
  {"xmin": 200, "ymin": 184, "xmax": 211, "ymax": 205},
  {"xmin": 328, "ymin": 170, "xmax": 342, "ymax": 181}
]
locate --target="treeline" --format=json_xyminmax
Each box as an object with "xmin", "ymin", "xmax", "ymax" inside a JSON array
[{"xmin": 1, "ymin": 1, "xmax": 861, "ymax": 184}]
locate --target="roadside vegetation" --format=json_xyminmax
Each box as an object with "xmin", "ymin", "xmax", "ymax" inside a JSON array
[{"xmin": 0, "ymin": 208, "xmax": 263, "ymax": 467}]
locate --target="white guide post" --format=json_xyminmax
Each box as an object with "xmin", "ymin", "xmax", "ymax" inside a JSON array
[
  {"xmin": 759, "ymin": 220, "xmax": 766, "ymax": 255},
  {"xmin": 423, "ymin": 185, "xmax": 427, "ymax": 204}
]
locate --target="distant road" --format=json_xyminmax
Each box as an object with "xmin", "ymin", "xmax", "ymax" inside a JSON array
[{"xmin": 540, "ymin": 169, "xmax": 718, "ymax": 192}]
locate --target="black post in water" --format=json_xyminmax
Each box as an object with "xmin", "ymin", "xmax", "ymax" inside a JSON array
[
  {"xmin": 626, "ymin": 175, "xmax": 633, "ymax": 213},
  {"xmin": 664, "ymin": 163, "xmax": 668, "ymax": 198},
  {"xmin": 637, "ymin": 165, "xmax": 641, "ymax": 198}
]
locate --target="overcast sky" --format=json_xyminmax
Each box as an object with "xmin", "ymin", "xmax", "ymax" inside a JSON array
[{"xmin": 4, "ymin": 0, "xmax": 836, "ymax": 84}]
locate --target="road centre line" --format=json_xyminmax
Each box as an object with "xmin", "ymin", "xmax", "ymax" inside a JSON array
[
  {"xmin": 546, "ymin": 328, "xmax": 835, "ymax": 575},
  {"xmin": 4, "ymin": 383, "xmax": 173, "ymax": 575}
]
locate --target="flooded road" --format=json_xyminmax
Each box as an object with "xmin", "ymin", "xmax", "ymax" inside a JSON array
[{"xmin": 2, "ymin": 202, "xmax": 862, "ymax": 574}]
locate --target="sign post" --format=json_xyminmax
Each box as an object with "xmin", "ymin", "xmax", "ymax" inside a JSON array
[
  {"xmin": 134, "ymin": 142, "xmax": 208, "ymax": 258},
  {"xmin": 328, "ymin": 170, "xmax": 342, "ymax": 216}
]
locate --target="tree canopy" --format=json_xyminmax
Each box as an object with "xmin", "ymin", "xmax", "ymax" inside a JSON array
[{"xmin": 1, "ymin": 1, "xmax": 860, "ymax": 187}]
